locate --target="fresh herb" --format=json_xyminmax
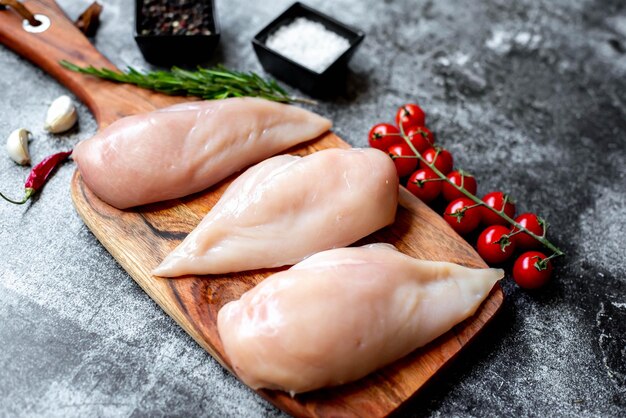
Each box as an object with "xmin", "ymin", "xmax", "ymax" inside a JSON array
[{"xmin": 60, "ymin": 61, "xmax": 316, "ymax": 105}]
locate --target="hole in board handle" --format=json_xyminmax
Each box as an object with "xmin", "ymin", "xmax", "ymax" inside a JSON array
[{"xmin": 23, "ymin": 14, "xmax": 50, "ymax": 33}]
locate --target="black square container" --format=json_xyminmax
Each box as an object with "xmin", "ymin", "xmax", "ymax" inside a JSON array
[
  {"xmin": 252, "ymin": 2, "xmax": 365, "ymax": 97},
  {"xmin": 134, "ymin": 0, "xmax": 220, "ymax": 65}
]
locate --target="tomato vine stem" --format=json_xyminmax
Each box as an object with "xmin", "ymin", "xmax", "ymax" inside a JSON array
[{"xmin": 396, "ymin": 126, "xmax": 565, "ymax": 260}]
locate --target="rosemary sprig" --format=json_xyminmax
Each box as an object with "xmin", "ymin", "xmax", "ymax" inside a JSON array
[{"xmin": 59, "ymin": 61, "xmax": 316, "ymax": 105}]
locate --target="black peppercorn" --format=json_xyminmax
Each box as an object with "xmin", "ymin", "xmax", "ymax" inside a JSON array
[{"xmin": 140, "ymin": 0, "xmax": 213, "ymax": 36}]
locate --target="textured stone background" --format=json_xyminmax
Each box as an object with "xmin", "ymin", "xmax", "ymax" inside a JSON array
[{"xmin": 1, "ymin": 0, "xmax": 625, "ymax": 416}]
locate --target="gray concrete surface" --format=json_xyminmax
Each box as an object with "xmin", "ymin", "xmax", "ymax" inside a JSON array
[{"xmin": 1, "ymin": 0, "xmax": 625, "ymax": 416}]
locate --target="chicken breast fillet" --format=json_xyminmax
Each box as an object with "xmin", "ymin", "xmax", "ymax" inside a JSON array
[
  {"xmin": 218, "ymin": 244, "xmax": 503, "ymax": 395},
  {"xmin": 152, "ymin": 148, "xmax": 399, "ymax": 277},
  {"xmin": 73, "ymin": 98, "xmax": 332, "ymax": 209}
]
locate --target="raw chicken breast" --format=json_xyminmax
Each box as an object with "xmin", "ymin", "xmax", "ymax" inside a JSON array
[
  {"xmin": 218, "ymin": 244, "xmax": 503, "ymax": 394},
  {"xmin": 153, "ymin": 148, "xmax": 398, "ymax": 277},
  {"xmin": 73, "ymin": 98, "xmax": 331, "ymax": 209}
]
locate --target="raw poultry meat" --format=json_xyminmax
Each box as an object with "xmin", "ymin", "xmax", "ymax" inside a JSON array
[
  {"xmin": 217, "ymin": 243, "xmax": 503, "ymax": 394},
  {"xmin": 153, "ymin": 148, "xmax": 398, "ymax": 276},
  {"xmin": 73, "ymin": 98, "xmax": 331, "ymax": 209}
]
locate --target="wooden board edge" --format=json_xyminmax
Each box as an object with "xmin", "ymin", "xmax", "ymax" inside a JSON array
[{"xmin": 70, "ymin": 170, "xmax": 232, "ymax": 371}]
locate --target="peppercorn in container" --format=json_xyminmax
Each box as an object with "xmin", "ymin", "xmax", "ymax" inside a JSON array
[
  {"xmin": 252, "ymin": 2, "xmax": 365, "ymax": 97},
  {"xmin": 134, "ymin": 0, "xmax": 220, "ymax": 64}
]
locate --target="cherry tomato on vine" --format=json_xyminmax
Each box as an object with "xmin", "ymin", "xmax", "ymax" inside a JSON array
[
  {"xmin": 406, "ymin": 126, "xmax": 435, "ymax": 152},
  {"xmin": 388, "ymin": 143, "xmax": 418, "ymax": 177},
  {"xmin": 443, "ymin": 197, "xmax": 482, "ymax": 234},
  {"xmin": 442, "ymin": 170, "xmax": 478, "ymax": 202},
  {"xmin": 407, "ymin": 168, "xmax": 442, "ymax": 203},
  {"xmin": 513, "ymin": 251, "xmax": 553, "ymax": 289},
  {"xmin": 476, "ymin": 225, "xmax": 516, "ymax": 264},
  {"xmin": 480, "ymin": 191, "xmax": 516, "ymax": 226},
  {"xmin": 368, "ymin": 123, "xmax": 401, "ymax": 151},
  {"xmin": 421, "ymin": 147, "xmax": 454, "ymax": 175},
  {"xmin": 511, "ymin": 213, "xmax": 544, "ymax": 249},
  {"xmin": 395, "ymin": 103, "xmax": 426, "ymax": 132}
]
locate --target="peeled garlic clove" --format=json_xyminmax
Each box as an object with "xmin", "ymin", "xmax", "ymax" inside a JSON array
[
  {"xmin": 6, "ymin": 128, "xmax": 31, "ymax": 165},
  {"xmin": 44, "ymin": 95, "xmax": 78, "ymax": 134}
]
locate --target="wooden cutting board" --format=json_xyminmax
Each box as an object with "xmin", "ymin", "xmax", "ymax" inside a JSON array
[{"xmin": 0, "ymin": 2, "xmax": 504, "ymax": 416}]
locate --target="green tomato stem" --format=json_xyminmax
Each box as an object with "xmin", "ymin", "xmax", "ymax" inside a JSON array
[{"xmin": 397, "ymin": 126, "xmax": 565, "ymax": 260}]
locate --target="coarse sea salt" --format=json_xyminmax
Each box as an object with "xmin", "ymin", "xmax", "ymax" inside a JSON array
[{"xmin": 266, "ymin": 17, "xmax": 350, "ymax": 73}]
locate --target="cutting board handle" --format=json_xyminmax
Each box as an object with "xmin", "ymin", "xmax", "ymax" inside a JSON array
[{"xmin": 0, "ymin": 0, "xmax": 173, "ymax": 127}]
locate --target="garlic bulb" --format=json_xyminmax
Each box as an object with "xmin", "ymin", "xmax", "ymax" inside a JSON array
[
  {"xmin": 44, "ymin": 95, "xmax": 78, "ymax": 133},
  {"xmin": 6, "ymin": 128, "xmax": 31, "ymax": 165}
]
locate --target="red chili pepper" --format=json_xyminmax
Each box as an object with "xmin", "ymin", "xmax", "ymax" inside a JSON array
[{"xmin": 1, "ymin": 150, "xmax": 72, "ymax": 204}]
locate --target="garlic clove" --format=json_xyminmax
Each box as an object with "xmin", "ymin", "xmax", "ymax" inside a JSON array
[
  {"xmin": 44, "ymin": 95, "xmax": 78, "ymax": 134},
  {"xmin": 6, "ymin": 128, "xmax": 31, "ymax": 165}
]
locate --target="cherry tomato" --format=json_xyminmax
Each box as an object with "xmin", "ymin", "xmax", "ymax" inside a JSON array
[
  {"xmin": 406, "ymin": 126, "xmax": 435, "ymax": 152},
  {"xmin": 406, "ymin": 168, "xmax": 442, "ymax": 203},
  {"xmin": 395, "ymin": 103, "xmax": 426, "ymax": 132},
  {"xmin": 442, "ymin": 170, "xmax": 478, "ymax": 202},
  {"xmin": 388, "ymin": 143, "xmax": 418, "ymax": 177},
  {"xmin": 368, "ymin": 123, "xmax": 401, "ymax": 152},
  {"xmin": 443, "ymin": 197, "xmax": 482, "ymax": 234},
  {"xmin": 513, "ymin": 251, "xmax": 553, "ymax": 289},
  {"xmin": 421, "ymin": 147, "xmax": 454, "ymax": 175},
  {"xmin": 476, "ymin": 225, "xmax": 516, "ymax": 264},
  {"xmin": 480, "ymin": 191, "xmax": 516, "ymax": 226},
  {"xmin": 511, "ymin": 213, "xmax": 544, "ymax": 249}
]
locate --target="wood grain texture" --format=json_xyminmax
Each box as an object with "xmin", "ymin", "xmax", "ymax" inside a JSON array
[{"xmin": 1, "ymin": 2, "xmax": 504, "ymax": 417}]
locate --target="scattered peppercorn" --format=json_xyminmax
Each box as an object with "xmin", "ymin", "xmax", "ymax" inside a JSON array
[{"xmin": 140, "ymin": 0, "xmax": 213, "ymax": 36}]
